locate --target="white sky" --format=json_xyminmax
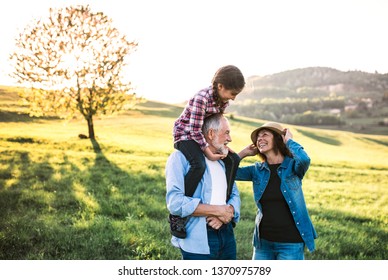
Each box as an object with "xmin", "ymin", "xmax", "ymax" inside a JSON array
[{"xmin": 1, "ymin": 0, "xmax": 387, "ymax": 103}]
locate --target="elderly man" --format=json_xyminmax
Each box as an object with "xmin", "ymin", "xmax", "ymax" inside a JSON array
[{"xmin": 165, "ymin": 113, "xmax": 241, "ymax": 260}]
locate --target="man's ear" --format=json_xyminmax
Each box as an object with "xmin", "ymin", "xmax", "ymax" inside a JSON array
[{"xmin": 208, "ymin": 129, "xmax": 215, "ymax": 140}]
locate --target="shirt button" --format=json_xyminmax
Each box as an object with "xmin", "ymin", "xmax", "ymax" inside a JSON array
[
  {"xmin": 293, "ymin": 211, "xmax": 295, "ymax": 214},
  {"xmin": 289, "ymin": 201, "xmax": 291, "ymax": 203},
  {"xmin": 283, "ymin": 190, "xmax": 286, "ymax": 193}
]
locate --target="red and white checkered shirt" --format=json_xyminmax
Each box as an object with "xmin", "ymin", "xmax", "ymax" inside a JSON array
[{"xmin": 173, "ymin": 86, "xmax": 229, "ymax": 151}]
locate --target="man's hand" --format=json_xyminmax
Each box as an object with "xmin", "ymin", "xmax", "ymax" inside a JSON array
[
  {"xmin": 216, "ymin": 204, "xmax": 234, "ymax": 224},
  {"xmin": 206, "ymin": 204, "xmax": 234, "ymax": 229},
  {"xmin": 192, "ymin": 204, "xmax": 234, "ymax": 224},
  {"xmin": 206, "ymin": 216, "xmax": 223, "ymax": 230}
]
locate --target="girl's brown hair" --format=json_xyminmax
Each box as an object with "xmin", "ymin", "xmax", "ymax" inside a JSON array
[{"xmin": 211, "ymin": 65, "xmax": 245, "ymax": 106}]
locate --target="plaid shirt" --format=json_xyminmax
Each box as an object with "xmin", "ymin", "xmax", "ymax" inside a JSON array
[{"xmin": 173, "ymin": 86, "xmax": 229, "ymax": 151}]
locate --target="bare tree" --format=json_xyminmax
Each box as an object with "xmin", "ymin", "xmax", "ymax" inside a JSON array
[{"xmin": 10, "ymin": 5, "xmax": 139, "ymax": 139}]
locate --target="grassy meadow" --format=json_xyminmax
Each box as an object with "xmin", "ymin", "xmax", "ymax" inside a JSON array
[{"xmin": 0, "ymin": 86, "xmax": 387, "ymax": 260}]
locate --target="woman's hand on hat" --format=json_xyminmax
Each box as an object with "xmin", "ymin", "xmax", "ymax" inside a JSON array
[{"xmin": 283, "ymin": 128, "xmax": 293, "ymax": 143}]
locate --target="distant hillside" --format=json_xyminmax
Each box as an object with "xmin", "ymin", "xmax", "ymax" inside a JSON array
[
  {"xmin": 228, "ymin": 67, "xmax": 388, "ymax": 135},
  {"xmin": 241, "ymin": 67, "xmax": 388, "ymax": 99}
]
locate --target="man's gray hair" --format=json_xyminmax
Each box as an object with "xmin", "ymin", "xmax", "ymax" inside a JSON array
[{"xmin": 202, "ymin": 113, "xmax": 225, "ymax": 135}]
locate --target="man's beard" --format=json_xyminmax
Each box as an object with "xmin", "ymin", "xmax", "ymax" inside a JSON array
[{"xmin": 212, "ymin": 135, "xmax": 229, "ymax": 156}]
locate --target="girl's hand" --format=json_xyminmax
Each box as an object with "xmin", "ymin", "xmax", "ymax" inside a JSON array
[{"xmin": 204, "ymin": 148, "xmax": 225, "ymax": 161}]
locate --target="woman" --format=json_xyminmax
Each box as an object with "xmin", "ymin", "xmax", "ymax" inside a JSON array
[{"xmin": 236, "ymin": 122, "xmax": 317, "ymax": 260}]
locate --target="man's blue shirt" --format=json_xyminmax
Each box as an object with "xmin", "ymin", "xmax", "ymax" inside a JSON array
[{"xmin": 166, "ymin": 150, "xmax": 241, "ymax": 254}]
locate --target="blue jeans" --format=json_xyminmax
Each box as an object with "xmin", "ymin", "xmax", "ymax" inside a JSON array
[
  {"xmin": 180, "ymin": 223, "xmax": 236, "ymax": 260},
  {"xmin": 253, "ymin": 238, "xmax": 305, "ymax": 260}
]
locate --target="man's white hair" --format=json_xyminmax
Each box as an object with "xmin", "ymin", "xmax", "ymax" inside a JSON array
[{"xmin": 202, "ymin": 113, "xmax": 225, "ymax": 135}]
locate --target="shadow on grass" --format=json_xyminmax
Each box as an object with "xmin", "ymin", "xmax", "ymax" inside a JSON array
[
  {"xmin": 308, "ymin": 208, "xmax": 387, "ymax": 260},
  {"xmin": 1, "ymin": 140, "xmax": 386, "ymax": 260},
  {"xmin": 234, "ymin": 202, "xmax": 387, "ymax": 260},
  {"xmin": 0, "ymin": 111, "xmax": 35, "ymax": 122},
  {"xmin": 0, "ymin": 110, "xmax": 59, "ymax": 123},
  {"xmin": 0, "ymin": 140, "xmax": 170, "ymax": 259},
  {"xmin": 363, "ymin": 137, "xmax": 388, "ymax": 147},
  {"xmin": 298, "ymin": 129, "xmax": 342, "ymax": 146}
]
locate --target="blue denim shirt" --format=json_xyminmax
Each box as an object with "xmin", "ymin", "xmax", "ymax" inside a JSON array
[
  {"xmin": 236, "ymin": 139, "xmax": 317, "ymax": 252},
  {"xmin": 165, "ymin": 150, "xmax": 241, "ymax": 254}
]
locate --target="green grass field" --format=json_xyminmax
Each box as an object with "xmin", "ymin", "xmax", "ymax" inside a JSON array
[{"xmin": 0, "ymin": 87, "xmax": 387, "ymax": 259}]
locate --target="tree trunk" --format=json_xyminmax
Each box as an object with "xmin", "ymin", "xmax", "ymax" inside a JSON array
[{"xmin": 87, "ymin": 116, "xmax": 95, "ymax": 140}]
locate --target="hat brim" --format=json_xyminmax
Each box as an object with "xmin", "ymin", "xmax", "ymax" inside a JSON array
[{"xmin": 250, "ymin": 127, "xmax": 284, "ymax": 144}]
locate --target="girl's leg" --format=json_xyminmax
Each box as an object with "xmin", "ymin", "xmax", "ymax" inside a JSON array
[
  {"xmin": 175, "ymin": 140, "xmax": 206, "ymax": 197},
  {"xmin": 169, "ymin": 140, "xmax": 205, "ymax": 239}
]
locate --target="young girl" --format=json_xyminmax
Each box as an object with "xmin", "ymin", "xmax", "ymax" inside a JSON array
[{"xmin": 169, "ymin": 65, "xmax": 245, "ymax": 238}]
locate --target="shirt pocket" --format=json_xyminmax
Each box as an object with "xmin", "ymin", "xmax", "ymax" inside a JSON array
[{"xmin": 285, "ymin": 175, "xmax": 301, "ymax": 190}]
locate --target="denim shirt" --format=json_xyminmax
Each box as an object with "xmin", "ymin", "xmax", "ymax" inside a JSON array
[
  {"xmin": 236, "ymin": 139, "xmax": 317, "ymax": 252},
  {"xmin": 165, "ymin": 150, "xmax": 241, "ymax": 254}
]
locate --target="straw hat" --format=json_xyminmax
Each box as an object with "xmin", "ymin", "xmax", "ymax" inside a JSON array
[{"xmin": 250, "ymin": 122, "xmax": 285, "ymax": 144}]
